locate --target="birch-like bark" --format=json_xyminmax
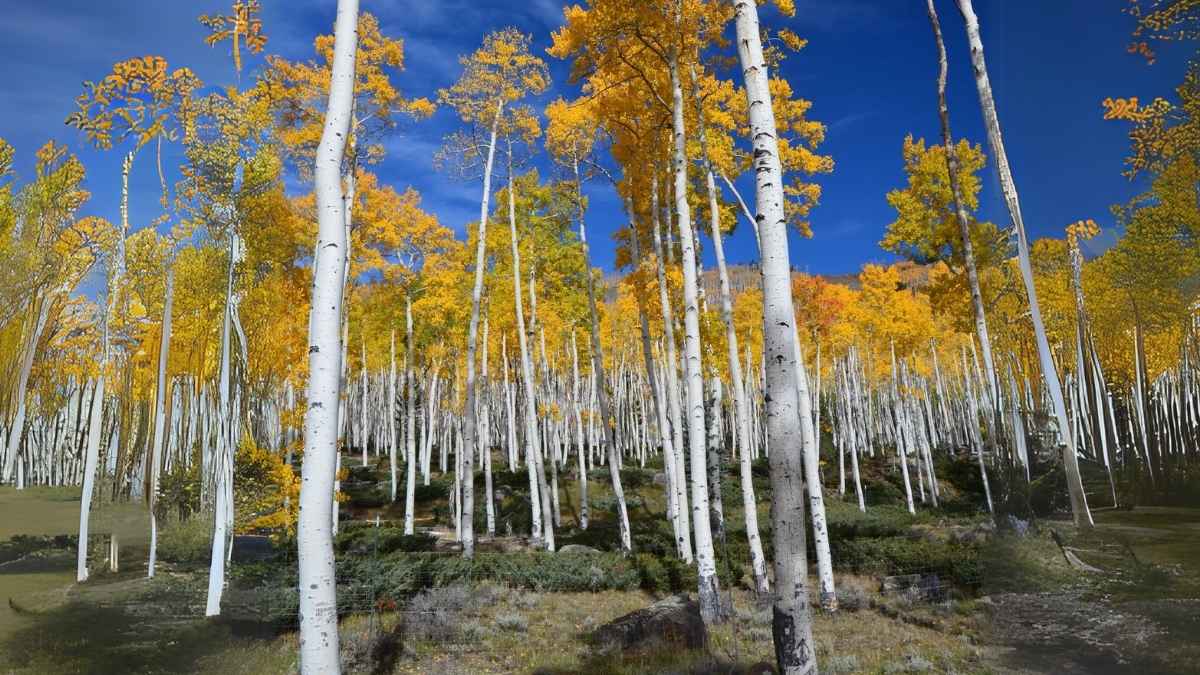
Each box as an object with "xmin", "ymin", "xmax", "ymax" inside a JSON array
[
  {"xmin": 669, "ymin": 49, "xmax": 720, "ymax": 622},
  {"xmin": 205, "ymin": 231, "xmax": 239, "ymax": 617},
  {"xmin": 956, "ymin": 0, "xmax": 1093, "ymax": 528},
  {"xmin": 927, "ymin": 0, "xmax": 1001, "ymax": 456},
  {"xmin": 147, "ymin": 263, "xmax": 174, "ymax": 578},
  {"xmin": 3, "ymin": 294, "xmax": 53, "ymax": 484},
  {"xmin": 389, "ymin": 329, "xmax": 397, "ymax": 502},
  {"xmin": 404, "ymin": 295, "xmax": 417, "ymax": 534},
  {"xmin": 297, "ymin": 2, "xmax": 357, "ymax": 670},
  {"xmin": 694, "ymin": 72, "xmax": 768, "ymax": 593},
  {"xmin": 793, "ymin": 327, "xmax": 837, "ymax": 610},
  {"xmin": 459, "ymin": 100, "xmax": 503, "ymax": 557},
  {"xmin": 569, "ymin": 329, "xmax": 589, "ymax": 530},
  {"xmin": 627, "ymin": 198, "xmax": 682, "ymax": 551},
  {"xmin": 651, "ymin": 174, "xmax": 692, "ymax": 562},
  {"xmin": 732, "ymin": 0, "xmax": 818, "ymax": 669},
  {"xmin": 572, "ymin": 155, "xmax": 630, "ymax": 552},
  {"xmin": 482, "ymin": 317, "xmax": 496, "ymax": 536},
  {"xmin": 506, "ymin": 144, "xmax": 552, "ymax": 550}
]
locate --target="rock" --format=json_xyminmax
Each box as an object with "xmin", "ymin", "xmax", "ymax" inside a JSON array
[
  {"xmin": 1003, "ymin": 514, "xmax": 1030, "ymax": 537},
  {"xmin": 230, "ymin": 535, "xmax": 275, "ymax": 563},
  {"xmin": 558, "ymin": 544, "xmax": 602, "ymax": 555},
  {"xmin": 590, "ymin": 594, "xmax": 707, "ymax": 654},
  {"xmin": 880, "ymin": 573, "xmax": 944, "ymax": 602},
  {"xmin": 652, "ymin": 472, "xmax": 668, "ymax": 486}
]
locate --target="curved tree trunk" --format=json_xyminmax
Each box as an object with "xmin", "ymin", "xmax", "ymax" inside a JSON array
[
  {"xmin": 956, "ymin": 0, "xmax": 1092, "ymax": 528},
  {"xmin": 926, "ymin": 0, "xmax": 998, "ymax": 514},
  {"xmin": 296, "ymin": 2, "xmax": 357, "ymax": 670}
]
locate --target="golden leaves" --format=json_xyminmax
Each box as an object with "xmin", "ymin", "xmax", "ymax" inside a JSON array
[
  {"xmin": 266, "ymin": 12, "xmax": 431, "ymax": 174},
  {"xmin": 1065, "ymin": 219, "xmax": 1100, "ymax": 247},
  {"xmin": 66, "ymin": 56, "xmax": 201, "ymax": 152},
  {"xmin": 777, "ymin": 29, "xmax": 808, "ymax": 52},
  {"xmin": 1128, "ymin": 41, "xmax": 1157, "ymax": 63},
  {"xmin": 199, "ymin": 0, "xmax": 268, "ymax": 74},
  {"xmin": 1102, "ymin": 96, "xmax": 1167, "ymax": 122},
  {"xmin": 439, "ymin": 28, "xmax": 549, "ymax": 125}
]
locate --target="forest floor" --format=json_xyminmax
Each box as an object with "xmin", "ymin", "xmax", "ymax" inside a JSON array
[
  {"xmin": 983, "ymin": 506, "xmax": 1200, "ymax": 674},
  {"xmin": 1, "ymin": 456, "xmax": 1197, "ymax": 674}
]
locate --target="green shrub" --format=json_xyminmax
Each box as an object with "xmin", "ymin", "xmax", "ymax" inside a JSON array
[
  {"xmin": 334, "ymin": 527, "xmax": 436, "ymax": 555},
  {"xmin": 157, "ymin": 518, "xmax": 214, "ymax": 564},
  {"xmin": 824, "ymin": 501, "xmax": 915, "ymax": 540},
  {"xmin": 832, "ymin": 536, "xmax": 981, "ymax": 589},
  {"xmin": 337, "ymin": 551, "xmax": 642, "ymax": 596},
  {"xmin": 341, "ymin": 481, "xmax": 390, "ymax": 508},
  {"xmin": 413, "ymin": 479, "xmax": 450, "ymax": 503},
  {"xmin": 632, "ymin": 553, "xmax": 696, "ymax": 593}
]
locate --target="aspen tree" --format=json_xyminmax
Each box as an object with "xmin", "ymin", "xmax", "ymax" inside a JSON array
[
  {"xmin": 296, "ymin": 0, "xmax": 357, "ymax": 670},
  {"xmin": 955, "ymin": 0, "xmax": 1093, "ymax": 528},
  {"xmin": 731, "ymin": 0, "xmax": 818, "ymax": 670},
  {"xmin": 438, "ymin": 29, "xmax": 549, "ymax": 555}
]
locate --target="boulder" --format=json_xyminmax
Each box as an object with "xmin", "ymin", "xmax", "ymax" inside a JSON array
[
  {"xmin": 558, "ymin": 544, "xmax": 602, "ymax": 556},
  {"xmin": 880, "ymin": 573, "xmax": 944, "ymax": 602},
  {"xmin": 590, "ymin": 594, "xmax": 707, "ymax": 654},
  {"xmin": 1003, "ymin": 514, "xmax": 1031, "ymax": 537},
  {"xmin": 652, "ymin": 472, "xmax": 669, "ymax": 486}
]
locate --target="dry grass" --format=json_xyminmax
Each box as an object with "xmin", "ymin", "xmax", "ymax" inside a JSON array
[{"xmin": 191, "ymin": 579, "xmax": 988, "ymax": 675}]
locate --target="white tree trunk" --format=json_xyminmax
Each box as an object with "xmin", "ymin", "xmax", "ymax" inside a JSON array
[
  {"xmin": 77, "ymin": 375, "xmax": 104, "ymax": 582},
  {"xmin": 404, "ymin": 297, "xmax": 418, "ymax": 534},
  {"xmin": 148, "ymin": 263, "xmax": 174, "ymax": 578},
  {"xmin": 506, "ymin": 146, "xmax": 553, "ymax": 550},
  {"xmin": 297, "ymin": 2, "xmax": 357, "ymax": 670},
  {"xmin": 573, "ymin": 158, "xmax": 630, "ymax": 552},
  {"xmin": 956, "ymin": 0, "xmax": 1092, "ymax": 528},
  {"xmin": 793, "ymin": 325, "xmax": 837, "ymax": 610},
  {"xmin": 389, "ymin": 329, "xmax": 397, "ymax": 502},
  {"xmin": 650, "ymin": 174, "xmax": 692, "ymax": 563},
  {"xmin": 732, "ymin": 0, "xmax": 818, "ymax": 670},
  {"xmin": 669, "ymin": 49, "xmax": 720, "ymax": 623}
]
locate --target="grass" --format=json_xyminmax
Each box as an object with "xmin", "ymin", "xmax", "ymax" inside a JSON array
[
  {"xmin": 237, "ymin": 581, "xmax": 981, "ymax": 675},
  {"xmin": 4, "ymin": 454, "xmax": 1198, "ymax": 674}
]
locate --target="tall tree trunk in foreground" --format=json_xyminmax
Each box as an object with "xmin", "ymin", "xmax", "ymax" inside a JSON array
[
  {"xmin": 297, "ymin": 2, "xmax": 357, "ymax": 671},
  {"xmin": 458, "ymin": 100, "xmax": 503, "ymax": 556},
  {"xmin": 732, "ymin": 0, "xmax": 818, "ymax": 671},
  {"xmin": 389, "ymin": 329, "xmax": 397, "ymax": 502},
  {"xmin": 927, "ymin": 0, "xmax": 997, "ymax": 514},
  {"xmin": 148, "ymin": 263, "xmax": 175, "ymax": 578},
  {"xmin": 956, "ymin": 0, "xmax": 1093, "ymax": 528},
  {"xmin": 205, "ymin": 233, "xmax": 239, "ymax": 617},
  {"xmin": 669, "ymin": 47, "xmax": 720, "ymax": 623},
  {"xmin": 3, "ymin": 295, "xmax": 53, "ymax": 484},
  {"xmin": 78, "ymin": 275, "xmax": 114, "ymax": 583}
]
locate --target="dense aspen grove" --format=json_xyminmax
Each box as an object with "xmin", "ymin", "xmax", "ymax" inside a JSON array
[{"xmin": 2, "ymin": 1, "xmax": 1200, "ymax": 674}]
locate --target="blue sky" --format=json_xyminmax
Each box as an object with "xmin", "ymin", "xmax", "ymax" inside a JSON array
[{"xmin": 0, "ymin": 0, "xmax": 1189, "ymax": 278}]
